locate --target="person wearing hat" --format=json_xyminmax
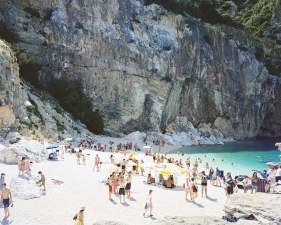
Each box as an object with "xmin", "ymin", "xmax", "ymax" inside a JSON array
[
  {"xmin": 74, "ymin": 206, "xmax": 85, "ymax": 225},
  {"xmin": 0, "ymin": 173, "xmax": 5, "ymax": 191}
]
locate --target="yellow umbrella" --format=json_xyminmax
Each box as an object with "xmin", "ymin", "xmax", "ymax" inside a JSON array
[
  {"xmin": 154, "ymin": 163, "xmax": 185, "ymax": 175},
  {"xmin": 139, "ymin": 162, "xmax": 156, "ymax": 169},
  {"xmin": 128, "ymin": 151, "xmax": 136, "ymax": 159}
]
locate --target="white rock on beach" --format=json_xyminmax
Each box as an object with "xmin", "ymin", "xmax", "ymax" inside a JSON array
[
  {"xmin": 10, "ymin": 176, "xmax": 42, "ymax": 200},
  {"xmin": 124, "ymin": 131, "xmax": 146, "ymax": 140},
  {"xmin": 224, "ymin": 193, "xmax": 281, "ymax": 223},
  {"xmin": 0, "ymin": 140, "xmax": 48, "ymax": 164},
  {"xmin": 6, "ymin": 132, "xmax": 21, "ymax": 144}
]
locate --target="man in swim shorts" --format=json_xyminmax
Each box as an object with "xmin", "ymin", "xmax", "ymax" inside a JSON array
[
  {"xmin": 119, "ymin": 176, "xmax": 126, "ymax": 203},
  {"xmin": 37, "ymin": 171, "xmax": 46, "ymax": 190},
  {"xmin": 0, "ymin": 183, "xmax": 12, "ymax": 220},
  {"xmin": 125, "ymin": 173, "xmax": 132, "ymax": 198}
]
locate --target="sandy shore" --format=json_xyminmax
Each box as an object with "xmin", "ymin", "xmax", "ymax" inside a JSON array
[{"xmin": 0, "ymin": 137, "xmax": 244, "ymax": 225}]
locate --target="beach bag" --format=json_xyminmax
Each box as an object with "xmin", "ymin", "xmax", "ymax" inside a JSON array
[
  {"xmin": 74, "ymin": 219, "xmax": 82, "ymax": 225},
  {"xmin": 144, "ymin": 203, "xmax": 148, "ymax": 210},
  {"xmin": 182, "ymin": 183, "xmax": 185, "ymax": 188},
  {"xmin": 73, "ymin": 214, "xmax": 77, "ymax": 220}
]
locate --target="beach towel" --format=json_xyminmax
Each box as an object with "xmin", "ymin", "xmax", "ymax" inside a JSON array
[{"xmin": 51, "ymin": 179, "xmax": 64, "ymax": 185}]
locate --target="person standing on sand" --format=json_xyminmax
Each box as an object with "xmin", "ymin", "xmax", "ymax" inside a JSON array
[
  {"xmin": 108, "ymin": 175, "xmax": 113, "ymax": 201},
  {"xmin": 190, "ymin": 177, "xmax": 198, "ymax": 203},
  {"xmin": 18, "ymin": 157, "xmax": 25, "ymax": 175},
  {"xmin": 119, "ymin": 176, "xmax": 126, "ymax": 203},
  {"xmin": 143, "ymin": 190, "xmax": 153, "ymax": 217},
  {"xmin": 251, "ymin": 172, "xmax": 258, "ymax": 194},
  {"xmin": 37, "ymin": 171, "xmax": 46, "ymax": 190},
  {"xmin": 93, "ymin": 154, "xmax": 100, "ymax": 171},
  {"xmin": 74, "ymin": 206, "xmax": 85, "ymax": 225},
  {"xmin": 200, "ymin": 171, "xmax": 208, "ymax": 198},
  {"xmin": 125, "ymin": 173, "xmax": 132, "ymax": 198},
  {"xmin": 185, "ymin": 178, "xmax": 191, "ymax": 201},
  {"xmin": 0, "ymin": 183, "xmax": 12, "ymax": 220}
]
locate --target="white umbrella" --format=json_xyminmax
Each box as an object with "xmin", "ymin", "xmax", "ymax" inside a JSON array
[
  {"xmin": 114, "ymin": 154, "xmax": 128, "ymax": 162},
  {"xmin": 104, "ymin": 164, "xmax": 118, "ymax": 174},
  {"xmin": 143, "ymin": 146, "xmax": 151, "ymax": 149}
]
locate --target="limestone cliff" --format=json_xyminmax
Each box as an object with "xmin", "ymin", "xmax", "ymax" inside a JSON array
[
  {"xmin": 0, "ymin": 39, "xmax": 93, "ymax": 139},
  {"xmin": 0, "ymin": 0, "xmax": 281, "ymax": 139}
]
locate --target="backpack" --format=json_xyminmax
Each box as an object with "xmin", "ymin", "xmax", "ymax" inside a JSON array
[{"xmin": 201, "ymin": 175, "xmax": 207, "ymax": 185}]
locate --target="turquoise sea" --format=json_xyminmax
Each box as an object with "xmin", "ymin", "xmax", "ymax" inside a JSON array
[{"xmin": 168, "ymin": 139, "xmax": 281, "ymax": 177}]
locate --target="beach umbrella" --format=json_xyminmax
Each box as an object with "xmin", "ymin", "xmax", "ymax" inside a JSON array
[
  {"xmin": 65, "ymin": 138, "xmax": 73, "ymax": 142},
  {"xmin": 104, "ymin": 164, "xmax": 118, "ymax": 174},
  {"xmin": 128, "ymin": 151, "xmax": 136, "ymax": 159},
  {"xmin": 126, "ymin": 161, "xmax": 137, "ymax": 167},
  {"xmin": 114, "ymin": 154, "xmax": 128, "ymax": 162},
  {"xmin": 143, "ymin": 146, "xmax": 151, "ymax": 149},
  {"xmin": 46, "ymin": 144, "xmax": 59, "ymax": 149},
  {"xmin": 154, "ymin": 163, "xmax": 185, "ymax": 175},
  {"xmin": 139, "ymin": 162, "xmax": 156, "ymax": 169}
]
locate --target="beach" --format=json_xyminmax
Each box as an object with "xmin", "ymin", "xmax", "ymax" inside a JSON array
[{"xmin": 0, "ymin": 136, "xmax": 272, "ymax": 225}]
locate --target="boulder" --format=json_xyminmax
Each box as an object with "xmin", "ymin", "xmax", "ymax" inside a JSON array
[
  {"xmin": 159, "ymin": 216, "xmax": 227, "ymax": 225},
  {"xmin": 10, "ymin": 176, "xmax": 42, "ymax": 200},
  {"xmin": 224, "ymin": 193, "xmax": 281, "ymax": 223},
  {"xmin": 6, "ymin": 132, "xmax": 21, "ymax": 144},
  {"xmin": 124, "ymin": 131, "xmax": 145, "ymax": 140},
  {"xmin": 0, "ymin": 140, "xmax": 48, "ymax": 164},
  {"xmin": 103, "ymin": 128, "xmax": 125, "ymax": 138}
]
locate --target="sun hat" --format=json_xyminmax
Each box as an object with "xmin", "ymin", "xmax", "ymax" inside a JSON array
[{"xmin": 80, "ymin": 206, "xmax": 85, "ymax": 211}]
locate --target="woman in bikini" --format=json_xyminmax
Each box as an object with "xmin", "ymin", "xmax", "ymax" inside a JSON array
[
  {"xmin": 190, "ymin": 177, "xmax": 198, "ymax": 203},
  {"xmin": 251, "ymin": 172, "xmax": 258, "ymax": 194},
  {"xmin": 93, "ymin": 154, "xmax": 99, "ymax": 171},
  {"xmin": 18, "ymin": 157, "xmax": 25, "ymax": 175},
  {"xmin": 112, "ymin": 172, "xmax": 117, "ymax": 194},
  {"xmin": 185, "ymin": 178, "xmax": 192, "ymax": 201}
]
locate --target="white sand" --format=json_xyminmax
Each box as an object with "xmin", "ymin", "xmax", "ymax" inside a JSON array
[{"xmin": 0, "ymin": 137, "xmax": 239, "ymax": 225}]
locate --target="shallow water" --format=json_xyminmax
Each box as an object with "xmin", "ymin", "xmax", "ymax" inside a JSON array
[{"xmin": 167, "ymin": 139, "xmax": 281, "ymax": 177}]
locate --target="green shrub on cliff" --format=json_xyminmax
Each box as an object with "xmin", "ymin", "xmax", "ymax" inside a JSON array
[
  {"xmin": 50, "ymin": 77, "xmax": 104, "ymax": 134},
  {"xmin": 236, "ymin": 0, "xmax": 279, "ymax": 38}
]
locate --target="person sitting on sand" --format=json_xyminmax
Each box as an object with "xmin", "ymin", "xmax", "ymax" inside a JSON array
[
  {"xmin": 158, "ymin": 174, "xmax": 165, "ymax": 185},
  {"xmin": 147, "ymin": 174, "xmax": 153, "ymax": 184}
]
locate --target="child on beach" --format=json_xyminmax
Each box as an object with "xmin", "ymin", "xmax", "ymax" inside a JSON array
[{"xmin": 37, "ymin": 171, "xmax": 46, "ymax": 191}]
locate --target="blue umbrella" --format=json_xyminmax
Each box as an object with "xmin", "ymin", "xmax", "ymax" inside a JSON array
[{"xmin": 46, "ymin": 144, "xmax": 59, "ymax": 149}]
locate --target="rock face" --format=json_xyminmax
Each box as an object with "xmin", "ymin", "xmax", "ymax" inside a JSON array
[
  {"xmin": 0, "ymin": 140, "xmax": 48, "ymax": 164},
  {"xmin": 0, "ymin": 0, "xmax": 281, "ymax": 138},
  {"xmin": 224, "ymin": 193, "xmax": 281, "ymax": 223},
  {"xmin": 0, "ymin": 39, "xmax": 94, "ymax": 139},
  {"xmin": 10, "ymin": 176, "xmax": 42, "ymax": 200}
]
